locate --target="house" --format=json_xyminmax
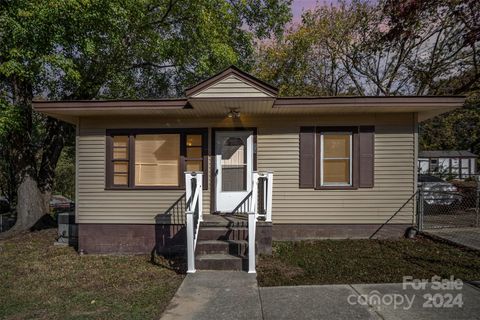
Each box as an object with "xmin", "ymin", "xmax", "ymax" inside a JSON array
[
  {"xmin": 418, "ymin": 150, "xmax": 477, "ymax": 179},
  {"xmin": 33, "ymin": 66, "xmax": 465, "ymax": 271}
]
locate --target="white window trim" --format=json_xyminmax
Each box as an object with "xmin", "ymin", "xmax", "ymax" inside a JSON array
[{"xmin": 320, "ymin": 132, "xmax": 352, "ymax": 186}]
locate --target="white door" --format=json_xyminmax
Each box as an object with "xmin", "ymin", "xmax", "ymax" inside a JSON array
[{"xmin": 215, "ymin": 130, "xmax": 253, "ymax": 212}]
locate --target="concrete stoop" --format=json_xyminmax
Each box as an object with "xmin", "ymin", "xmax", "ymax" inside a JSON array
[{"xmin": 195, "ymin": 215, "xmax": 250, "ymax": 271}]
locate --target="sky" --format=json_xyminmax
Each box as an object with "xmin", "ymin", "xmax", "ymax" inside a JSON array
[
  {"xmin": 291, "ymin": 0, "xmax": 318, "ymax": 23},
  {"xmin": 291, "ymin": 0, "xmax": 342, "ymax": 24}
]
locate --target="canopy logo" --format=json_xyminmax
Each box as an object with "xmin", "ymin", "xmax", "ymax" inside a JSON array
[{"xmin": 347, "ymin": 276, "xmax": 464, "ymax": 310}]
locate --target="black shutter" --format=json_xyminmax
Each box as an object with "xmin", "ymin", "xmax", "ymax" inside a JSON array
[
  {"xmin": 359, "ymin": 126, "xmax": 375, "ymax": 188},
  {"xmin": 299, "ymin": 127, "xmax": 315, "ymax": 188}
]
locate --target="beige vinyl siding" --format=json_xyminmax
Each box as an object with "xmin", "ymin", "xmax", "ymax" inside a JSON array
[
  {"xmin": 77, "ymin": 113, "xmax": 415, "ymax": 225},
  {"xmin": 77, "ymin": 127, "xmax": 210, "ymax": 224},
  {"xmin": 192, "ymin": 75, "xmax": 273, "ymax": 98}
]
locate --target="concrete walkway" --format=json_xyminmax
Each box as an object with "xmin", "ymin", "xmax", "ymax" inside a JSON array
[
  {"xmin": 160, "ymin": 271, "xmax": 261, "ymax": 320},
  {"xmin": 161, "ymin": 271, "xmax": 480, "ymax": 320},
  {"xmin": 427, "ymin": 228, "xmax": 480, "ymax": 251}
]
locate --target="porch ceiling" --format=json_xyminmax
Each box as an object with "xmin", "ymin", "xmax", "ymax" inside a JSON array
[{"xmin": 187, "ymin": 97, "xmax": 275, "ymax": 116}]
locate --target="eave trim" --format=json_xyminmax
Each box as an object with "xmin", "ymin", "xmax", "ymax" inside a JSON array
[
  {"xmin": 274, "ymin": 96, "xmax": 466, "ymax": 107},
  {"xmin": 33, "ymin": 99, "xmax": 188, "ymax": 112}
]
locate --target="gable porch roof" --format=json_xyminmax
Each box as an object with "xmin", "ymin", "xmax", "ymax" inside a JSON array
[{"xmin": 185, "ymin": 65, "xmax": 279, "ymax": 97}]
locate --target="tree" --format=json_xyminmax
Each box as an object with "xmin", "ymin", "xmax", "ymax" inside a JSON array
[
  {"xmin": 255, "ymin": 1, "xmax": 369, "ymax": 96},
  {"xmin": 255, "ymin": 0, "xmax": 479, "ymax": 159},
  {"xmin": 420, "ymin": 94, "xmax": 480, "ymax": 156},
  {"xmin": 255, "ymin": 0, "xmax": 479, "ymax": 96},
  {"xmin": 0, "ymin": 102, "xmax": 21, "ymax": 207},
  {"xmin": 53, "ymin": 146, "xmax": 76, "ymax": 201},
  {"xmin": 0, "ymin": 0, "xmax": 292, "ymax": 235},
  {"xmin": 381, "ymin": 0, "xmax": 480, "ymax": 155}
]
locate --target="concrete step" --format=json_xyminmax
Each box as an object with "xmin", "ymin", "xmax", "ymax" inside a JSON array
[
  {"xmin": 197, "ymin": 227, "xmax": 248, "ymax": 241},
  {"xmin": 196, "ymin": 240, "xmax": 248, "ymax": 255},
  {"xmin": 195, "ymin": 253, "xmax": 246, "ymax": 271},
  {"xmin": 201, "ymin": 215, "xmax": 248, "ymax": 228}
]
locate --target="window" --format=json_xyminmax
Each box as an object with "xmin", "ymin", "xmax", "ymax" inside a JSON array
[
  {"xmin": 460, "ymin": 158, "xmax": 470, "ymax": 178},
  {"xmin": 112, "ymin": 136, "xmax": 130, "ymax": 186},
  {"xmin": 135, "ymin": 134, "xmax": 180, "ymax": 186},
  {"xmin": 320, "ymin": 132, "xmax": 352, "ymax": 186},
  {"xmin": 429, "ymin": 159, "xmax": 439, "ymax": 173},
  {"xmin": 299, "ymin": 126, "xmax": 374, "ymax": 190},
  {"xmin": 418, "ymin": 159, "xmax": 429, "ymax": 174},
  {"xmin": 450, "ymin": 158, "xmax": 459, "ymax": 175},
  {"xmin": 106, "ymin": 129, "xmax": 207, "ymax": 189},
  {"xmin": 221, "ymin": 137, "xmax": 247, "ymax": 191},
  {"xmin": 185, "ymin": 135, "xmax": 204, "ymax": 172}
]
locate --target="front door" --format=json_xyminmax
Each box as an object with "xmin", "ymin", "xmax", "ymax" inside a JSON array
[{"xmin": 215, "ymin": 130, "xmax": 253, "ymax": 212}]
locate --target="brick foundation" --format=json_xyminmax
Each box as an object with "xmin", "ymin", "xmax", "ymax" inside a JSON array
[
  {"xmin": 78, "ymin": 223, "xmax": 185, "ymax": 255},
  {"xmin": 272, "ymin": 224, "xmax": 411, "ymax": 240},
  {"xmin": 78, "ymin": 222, "xmax": 409, "ymax": 255}
]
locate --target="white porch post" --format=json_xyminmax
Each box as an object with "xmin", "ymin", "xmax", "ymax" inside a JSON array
[
  {"xmin": 185, "ymin": 172, "xmax": 193, "ymax": 205},
  {"xmin": 248, "ymin": 212, "xmax": 256, "ymax": 274},
  {"xmin": 266, "ymin": 171, "xmax": 273, "ymax": 222},
  {"xmin": 186, "ymin": 212, "xmax": 195, "ymax": 273},
  {"xmin": 251, "ymin": 172, "xmax": 259, "ymax": 218},
  {"xmin": 197, "ymin": 172, "xmax": 203, "ymax": 222},
  {"xmin": 185, "ymin": 172, "xmax": 195, "ymax": 273},
  {"xmin": 185, "ymin": 171, "xmax": 203, "ymax": 273},
  {"xmin": 248, "ymin": 172, "xmax": 259, "ymax": 273}
]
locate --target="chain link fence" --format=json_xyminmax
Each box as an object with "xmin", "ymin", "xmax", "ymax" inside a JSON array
[{"xmin": 417, "ymin": 175, "xmax": 480, "ymax": 250}]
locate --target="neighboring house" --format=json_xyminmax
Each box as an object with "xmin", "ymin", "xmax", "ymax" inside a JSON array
[
  {"xmin": 33, "ymin": 66, "xmax": 465, "ymax": 270},
  {"xmin": 418, "ymin": 150, "xmax": 477, "ymax": 179}
]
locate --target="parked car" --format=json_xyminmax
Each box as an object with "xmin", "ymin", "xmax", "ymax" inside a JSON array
[
  {"xmin": 418, "ymin": 174, "xmax": 460, "ymax": 205},
  {"xmin": 50, "ymin": 195, "xmax": 74, "ymax": 213}
]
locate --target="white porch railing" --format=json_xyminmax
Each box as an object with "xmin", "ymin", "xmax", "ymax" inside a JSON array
[
  {"xmin": 185, "ymin": 172, "xmax": 203, "ymax": 274},
  {"xmin": 184, "ymin": 170, "xmax": 272, "ymax": 274},
  {"xmin": 248, "ymin": 171, "xmax": 273, "ymax": 273}
]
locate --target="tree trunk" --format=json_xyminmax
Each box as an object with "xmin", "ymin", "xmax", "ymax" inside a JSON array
[
  {"xmin": 16, "ymin": 173, "xmax": 50, "ymax": 227},
  {"xmin": 1, "ymin": 78, "xmax": 76, "ymax": 238},
  {"xmin": 0, "ymin": 77, "xmax": 62, "ymax": 239},
  {"xmin": 0, "ymin": 173, "xmax": 50, "ymax": 239}
]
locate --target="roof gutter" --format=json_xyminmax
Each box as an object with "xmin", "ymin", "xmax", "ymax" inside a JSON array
[
  {"xmin": 33, "ymin": 99, "xmax": 188, "ymax": 112},
  {"xmin": 273, "ymin": 96, "xmax": 466, "ymax": 108}
]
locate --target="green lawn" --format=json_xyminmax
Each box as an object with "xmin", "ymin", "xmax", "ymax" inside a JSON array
[
  {"xmin": 257, "ymin": 236, "xmax": 480, "ymax": 287},
  {"xmin": 0, "ymin": 229, "xmax": 184, "ymax": 320}
]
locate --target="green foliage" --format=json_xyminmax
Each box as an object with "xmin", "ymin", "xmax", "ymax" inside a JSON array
[
  {"xmin": 0, "ymin": 99, "xmax": 22, "ymax": 203},
  {"xmin": 1, "ymin": 0, "xmax": 292, "ymax": 100},
  {"xmin": 0, "ymin": 100, "xmax": 22, "ymax": 136},
  {"xmin": 420, "ymin": 95, "xmax": 480, "ymax": 156},
  {"xmin": 0, "ymin": 0, "xmax": 292, "ymax": 210},
  {"xmin": 256, "ymin": 0, "xmax": 479, "ymax": 97},
  {"xmin": 53, "ymin": 147, "xmax": 75, "ymax": 200},
  {"xmin": 256, "ymin": 0, "xmax": 374, "ymax": 96},
  {"xmin": 255, "ymin": 0, "xmax": 479, "ymax": 155}
]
